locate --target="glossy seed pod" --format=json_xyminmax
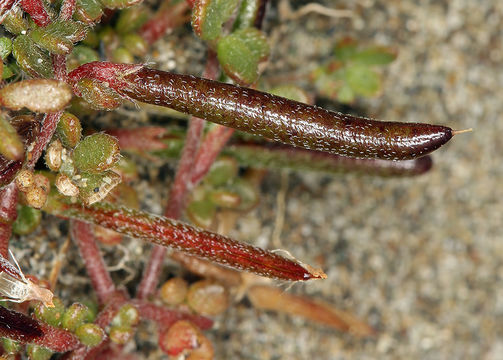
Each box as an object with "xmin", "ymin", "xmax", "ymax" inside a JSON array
[{"xmin": 118, "ymin": 67, "xmax": 453, "ymax": 160}]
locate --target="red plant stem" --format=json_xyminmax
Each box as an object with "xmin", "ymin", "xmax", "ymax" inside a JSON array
[
  {"xmin": 0, "ymin": 306, "xmax": 80, "ymax": 352},
  {"xmin": 70, "ymin": 220, "xmax": 116, "ymax": 304},
  {"xmin": 27, "ymin": 111, "xmax": 62, "ymax": 170},
  {"xmin": 20, "ymin": 0, "xmax": 51, "ymax": 27},
  {"xmin": 0, "ymin": 183, "xmax": 18, "ymax": 258},
  {"xmin": 137, "ymin": 53, "xmax": 219, "ymax": 299},
  {"xmin": 191, "ymin": 125, "xmax": 235, "ymax": 186},
  {"xmin": 131, "ymin": 299, "xmax": 213, "ymax": 331},
  {"xmin": 59, "ymin": 0, "xmax": 76, "ymax": 20},
  {"xmin": 105, "ymin": 127, "xmax": 169, "ymax": 152},
  {"xmin": 45, "ymin": 200, "xmax": 326, "ymax": 281},
  {"xmin": 136, "ymin": 117, "xmax": 204, "ymax": 299},
  {"xmin": 139, "ymin": 0, "xmax": 190, "ymax": 44},
  {"xmin": 53, "ymin": 54, "xmax": 68, "ymax": 82}
]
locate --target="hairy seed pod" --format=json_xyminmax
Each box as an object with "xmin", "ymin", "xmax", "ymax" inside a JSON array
[
  {"xmin": 0, "ymin": 79, "xmax": 72, "ymax": 113},
  {"xmin": 25, "ymin": 186, "xmax": 47, "ymax": 209},
  {"xmin": 112, "ymin": 67, "xmax": 454, "ymax": 160}
]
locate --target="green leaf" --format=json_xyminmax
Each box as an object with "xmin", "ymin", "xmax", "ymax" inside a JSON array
[
  {"xmin": 269, "ymin": 85, "xmax": 311, "ymax": 103},
  {"xmin": 233, "ymin": 28, "xmax": 269, "ymax": 61},
  {"xmin": 206, "ymin": 157, "xmax": 238, "ymax": 186},
  {"xmin": 336, "ymin": 85, "xmax": 355, "ymax": 104},
  {"xmin": 217, "ymin": 34, "xmax": 258, "ymax": 85},
  {"xmin": 186, "ymin": 199, "xmax": 216, "ymax": 228},
  {"xmin": 75, "ymin": 0, "xmax": 103, "ymax": 23},
  {"xmin": 0, "ymin": 37, "xmax": 12, "ymax": 60},
  {"xmin": 345, "ymin": 64, "xmax": 381, "ymax": 97},
  {"xmin": 72, "ymin": 45, "xmax": 100, "ymax": 64},
  {"xmin": 115, "ymin": 6, "xmax": 149, "ymax": 34},
  {"xmin": 352, "ymin": 47, "xmax": 397, "ymax": 66},
  {"xmin": 29, "ymin": 21, "xmax": 88, "ymax": 55},
  {"xmin": 12, "ymin": 205, "xmax": 42, "ymax": 235},
  {"xmin": 0, "ymin": 116, "xmax": 24, "ymax": 161},
  {"xmin": 57, "ymin": 112, "xmax": 82, "ymax": 148},
  {"xmin": 75, "ymin": 323, "xmax": 105, "ymax": 347},
  {"xmin": 233, "ymin": 0, "xmax": 262, "ymax": 30},
  {"xmin": 334, "ymin": 38, "xmax": 357, "ymax": 62},
  {"xmin": 192, "ymin": 0, "xmax": 240, "ymax": 41},
  {"xmin": 73, "ymin": 133, "xmax": 121, "ymax": 173},
  {"xmin": 12, "ymin": 35, "xmax": 53, "ymax": 78}
]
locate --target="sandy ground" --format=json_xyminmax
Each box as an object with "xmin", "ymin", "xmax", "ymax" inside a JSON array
[{"xmin": 212, "ymin": 1, "xmax": 503, "ymax": 359}]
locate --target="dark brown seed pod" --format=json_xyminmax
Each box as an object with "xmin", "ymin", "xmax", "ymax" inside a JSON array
[{"xmin": 119, "ymin": 67, "xmax": 453, "ymax": 160}]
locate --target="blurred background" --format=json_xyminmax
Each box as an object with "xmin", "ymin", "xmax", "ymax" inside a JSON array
[{"xmin": 212, "ymin": 0, "xmax": 503, "ymax": 358}]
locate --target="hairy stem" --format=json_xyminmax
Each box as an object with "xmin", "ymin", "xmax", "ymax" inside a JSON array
[
  {"xmin": 131, "ymin": 299, "xmax": 213, "ymax": 331},
  {"xmin": 27, "ymin": 112, "xmax": 62, "ymax": 170},
  {"xmin": 191, "ymin": 125, "xmax": 235, "ymax": 186},
  {"xmin": 70, "ymin": 220, "xmax": 116, "ymax": 304},
  {"xmin": 0, "ymin": 183, "xmax": 18, "ymax": 258}
]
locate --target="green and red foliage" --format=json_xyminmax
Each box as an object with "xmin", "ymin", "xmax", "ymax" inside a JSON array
[{"xmin": 0, "ymin": 0, "xmax": 466, "ymax": 358}]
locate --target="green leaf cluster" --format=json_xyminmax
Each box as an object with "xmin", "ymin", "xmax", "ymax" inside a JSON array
[{"xmin": 312, "ymin": 38, "xmax": 396, "ymax": 103}]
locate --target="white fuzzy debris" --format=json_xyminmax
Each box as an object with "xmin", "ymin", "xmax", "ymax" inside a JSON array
[{"xmin": 0, "ymin": 251, "xmax": 54, "ymax": 307}]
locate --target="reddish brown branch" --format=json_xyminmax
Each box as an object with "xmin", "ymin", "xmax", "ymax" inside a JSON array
[
  {"xmin": 139, "ymin": 0, "xmax": 190, "ymax": 44},
  {"xmin": 131, "ymin": 299, "xmax": 213, "ymax": 331},
  {"xmin": 190, "ymin": 125, "xmax": 235, "ymax": 187},
  {"xmin": 70, "ymin": 220, "xmax": 116, "ymax": 304},
  {"xmin": 27, "ymin": 112, "xmax": 63, "ymax": 170},
  {"xmin": 0, "ymin": 183, "xmax": 18, "ymax": 258},
  {"xmin": 59, "ymin": 0, "xmax": 76, "ymax": 20}
]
